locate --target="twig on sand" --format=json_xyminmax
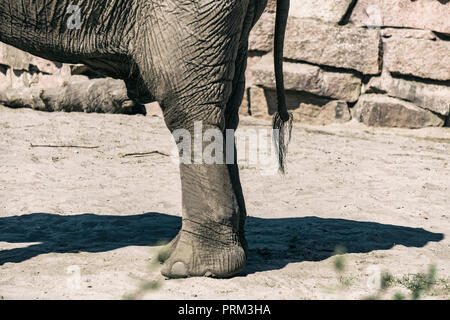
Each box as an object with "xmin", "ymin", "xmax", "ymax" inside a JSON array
[
  {"xmin": 119, "ymin": 151, "xmax": 170, "ymax": 158},
  {"xmin": 30, "ymin": 143, "xmax": 100, "ymax": 149}
]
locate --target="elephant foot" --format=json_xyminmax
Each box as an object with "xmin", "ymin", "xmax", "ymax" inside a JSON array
[{"xmin": 160, "ymin": 230, "xmax": 246, "ymax": 279}]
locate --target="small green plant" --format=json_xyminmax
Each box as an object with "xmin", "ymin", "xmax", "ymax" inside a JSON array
[
  {"xmin": 340, "ymin": 276, "xmax": 356, "ymax": 287},
  {"xmin": 398, "ymin": 265, "xmax": 437, "ymax": 300},
  {"xmin": 332, "ymin": 246, "xmax": 353, "ymax": 288},
  {"xmin": 358, "ymin": 264, "xmax": 445, "ymax": 300},
  {"xmin": 392, "ymin": 292, "xmax": 405, "ymax": 300},
  {"xmin": 380, "ymin": 271, "xmax": 395, "ymax": 290}
]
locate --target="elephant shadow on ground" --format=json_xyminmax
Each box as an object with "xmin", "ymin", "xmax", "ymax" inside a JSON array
[{"xmin": 0, "ymin": 212, "xmax": 444, "ymax": 275}]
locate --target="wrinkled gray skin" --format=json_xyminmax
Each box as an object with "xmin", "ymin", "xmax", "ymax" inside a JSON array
[{"xmin": 0, "ymin": 0, "xmax": 288, "ymax": 278}]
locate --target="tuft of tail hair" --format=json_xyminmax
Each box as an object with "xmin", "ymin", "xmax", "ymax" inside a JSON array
[
  {"xmin": 273, "ymin": 0, "xmax": 292, "ymax": 174},
  {"xmin": 273, "ymin": 112, "xmax": 293, "ymax": 174}
]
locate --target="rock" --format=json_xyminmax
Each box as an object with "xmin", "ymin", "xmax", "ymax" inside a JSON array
[
  {"xmin": 70, "ymin": 64, "xmax": 90, "ymax": 75},
  {"xmin": 293, "ymin": 100, "xmax": 351, "ymax": 125},
  {"xmin": 249, "ymin": 1, "xmax": 357, "ymax": 52},
  {"xmin": 29, "ymin": 56, "xmax": 64, "ymax": 75},
  {"xmin": 2, "ymin": 67, "xmax": 68, "ymax": 89},
  {"xmin": 381, "ymin": 28, "xmax": 437, "ymax": 41},
  {"xmin": 251, "ymin": 54, "xmax": 361, "ymax": 102},
  {"xmin": 249, "ymin": 86, "xmax": 351, "ymax": 124},
  {"xmin": 248, "ymin": 12, "xmax": 275, "ymax": 52},
  {"xmin": 353, "ymin": 94, "xmax": 444, "ymax": 128},
  {"xmin": 0, "ymin": 77, "xmax": 146, "ymax": 115},
  {"xmin": 249, "ymin": 85, "xmax": 330, "ymax": 118},
  {"xmin": 245, "ymin": 54, "xmax": 264, "ymax": 88},
  {"xmin": 0, "ymin": 86, "xmax": 47, "ymax": 110},
  {"xmin": 265, "ymin": 0, "xmax": 276, "ymax": 12},
  {"xmin": 350, "ymin": 0, "xmax": 450, "ymax": 35},
  {"xmin": 67, "ymin": 74, "xmax": 90, "ymax": 84},
  {"xmin": 70, "ymin": 64, "xmax": 103, "ymax": 77},
  {"xmin": 384, "ymin": 37, "xmax": 450, "ymax": 81},
  {"xmin": 290, "ymin": 0, "xmax": 354, "ymax": 23},
  {"xmin": 239, "ymin": 88, "xmax": 250, "ymax": 116},
  {"xmin": 0, "ymin": 43, "xmax": 66, "ymax": 75},
  {"xmin": 32, "ymin": 73, "xmax": 69, "ymax": 89},
  {"xmin": 364, "ymin": 70, "xmax": 450, "ymax": 116},
  {"xmin": 249, "ymin": 86, "xmax": 272, "ymax": 120},
  {"xmin": 0, "ymin": 44, "xmax": 143, "ymax": 116},
  {"xmin": 0, "ymin": 43, "xmax": 31, "ymax": 71},
  {"xmin": 321, "ymin": 71, "xmax": 362, "ymax": 103},
  {"xmin": 0, "ymin": 65, "xmax": 9, "ymax": 90},
  {"xmin": 145, "ymin": 102, "xmax": 164, "ymax": 117},
  {"xmin": 8, "ymin": 69, "xmax": 38, "ymax": 88},
  {"xmin": 44, "ymin": 78, "xmax": 146, "ymax": 114},
  {"xmin": 284, "ymin": 17, "xmax": 381, "ymax": 75}
]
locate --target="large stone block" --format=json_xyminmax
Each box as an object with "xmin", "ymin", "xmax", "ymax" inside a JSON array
[
  {"xmin": 245, "ymin": 54, "xmax": 264, "ymax": 88},
  {"xmin": 30, "ymin": 57, "xmax": 65, "ymax": 75},
  {"xmin": 292, "ymin": 99, "xmax": 351, "ymax": 125},
  {"xmin": 3, "ymin": 67, "xmax": 68, "ymax": 90},
  {"xmin": 249, "ymin": 86, "xmax": 351, "ymax": 125},
  {"xmin": 249, "ymin": 86, "xmax": 273, "ymax": 120},
  {"xmin": 290, "ymin": 0, "xmax": 354, "ymax": 23},
  {"xmin": 365, "ymin": 70, "xmax": 450, "ymax": 116},
  {"xmin": 0, "ymin": 77, "xmax": 145, "ymax": 115},
  {"xmin": 0, "ymin": 43, "xmax": 30, "ymax": 70},
  {"xmin": 251, "ymin": 54, "xmax": 361, "ymax": 102},
  {"xmin": 0, "ymin": 43, "xmax": 66, "ymax": 75},
  {"xmin": 284, "ymin": 17, "xmax": 381, "ymax": 74},
  {"xmin": 8, "ymin": 69, "xmax": 38, "ymax": 88},
  {"xmin": 239, "ymin": 88, "xmax": 250, "ymax": 116},
  {"xmin": 145, "ymin": 102, "xmax": 164, "ymax": 117},
  {"xmin": 248, "ymin": 12, "xmax": 275, "ymax": 52},
  {"xmin": 249, "ymin": 1, "xmax": 356, "ymax": 52},
  {"xmin": 384, "ymin": 37, "xmax": 450, "ymax": 81},
  {"xmin": 350, "ymin": 0, "xmax": 450, "ymax": 35},
  {"xmin": 353, "ymin": 94, "xmax": 444, "ymax": 128}
]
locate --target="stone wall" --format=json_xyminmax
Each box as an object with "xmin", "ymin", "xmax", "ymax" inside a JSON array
[
  {"xmin": 0, "ymin": 1, "xmax": 449, "ymax": 127},
  {"xmin": 246, "ymin": 0, "xmax": 450, "ymax": 128}
]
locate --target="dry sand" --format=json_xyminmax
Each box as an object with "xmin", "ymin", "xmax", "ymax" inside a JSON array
[{"xmin": 0, "ymin": 104, "xmax": 449, "ymax": 300}]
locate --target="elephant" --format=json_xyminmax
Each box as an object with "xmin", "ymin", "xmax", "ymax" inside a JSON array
[{"xmin": 0, "ymin": 0, "xmax": 292, "ymax": 278}]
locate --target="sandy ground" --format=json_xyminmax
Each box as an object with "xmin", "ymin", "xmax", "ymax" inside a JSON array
[{"xmin": 0, "ymin": 104, "xmax": 449, "ymax": 300}]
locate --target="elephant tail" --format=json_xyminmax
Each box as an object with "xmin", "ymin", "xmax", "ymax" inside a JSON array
[{"xmin": 273, "ymin": 0, "xmax": 293, "ymax": 174}]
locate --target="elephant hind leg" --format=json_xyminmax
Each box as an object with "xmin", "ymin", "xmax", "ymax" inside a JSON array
[{"xmin": 137, "ymin": 1, "xmax": 251, "ymax": 278}]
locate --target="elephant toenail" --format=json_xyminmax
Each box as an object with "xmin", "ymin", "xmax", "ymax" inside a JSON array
[{"xmin": 171, "ymin": 262, "xmax": 187, "ymax": 277}]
